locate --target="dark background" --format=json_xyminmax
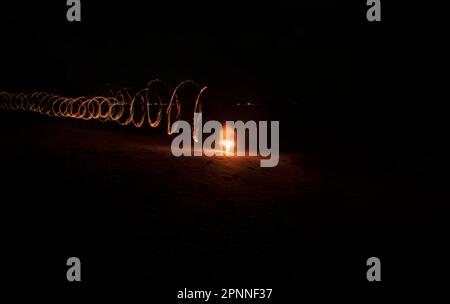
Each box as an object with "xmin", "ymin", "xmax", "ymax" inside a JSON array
[{"xmin": 1, "ymin": 0, "xmax": 449, "ymax": 299}]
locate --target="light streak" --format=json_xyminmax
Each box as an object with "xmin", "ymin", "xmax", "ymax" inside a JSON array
[{"xmin": 0, "ymin": 79, "xmax": 207, "ymax": 135}]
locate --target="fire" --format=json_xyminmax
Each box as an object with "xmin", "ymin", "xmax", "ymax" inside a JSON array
[
  {"xmin": 221, "ymin": 124, "xmax": 235, "ymax": 155},
  {"xmin": 222, "ymin": 139, "xmax": 234, "ymax": 154}
]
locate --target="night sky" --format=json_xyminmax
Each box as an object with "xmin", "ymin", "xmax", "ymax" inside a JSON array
[{"xmin": 1, "ymin": 2, "xmax": 447, "ymax": 100}]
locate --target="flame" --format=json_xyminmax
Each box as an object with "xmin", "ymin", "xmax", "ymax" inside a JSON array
[
  {"xmin": 220, "ymin": 124, "xmax": 235, "ymax": 155},
  {"xmin": 222, "ymin": 139, "xmax": 234, "ymax": 154}
]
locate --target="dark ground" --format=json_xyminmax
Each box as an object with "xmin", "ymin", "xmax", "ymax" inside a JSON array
[{"xmin": 1, "ymin": 108, "xmax": 448, "ymax": 299}]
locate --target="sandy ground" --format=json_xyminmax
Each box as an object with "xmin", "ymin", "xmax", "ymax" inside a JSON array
[{"xmin": 1, "ymin": 112, "xmax": 448, "ymax": 295}]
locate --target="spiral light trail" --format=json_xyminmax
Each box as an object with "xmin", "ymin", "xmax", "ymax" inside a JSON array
[{"xmin": 0, "ymin": 79, "xmax": 207, "ymax": 135}]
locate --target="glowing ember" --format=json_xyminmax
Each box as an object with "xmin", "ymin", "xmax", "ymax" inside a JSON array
[{"xmin": 222, "ymin": 139, "xmax": 234, "ymax": 154}]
